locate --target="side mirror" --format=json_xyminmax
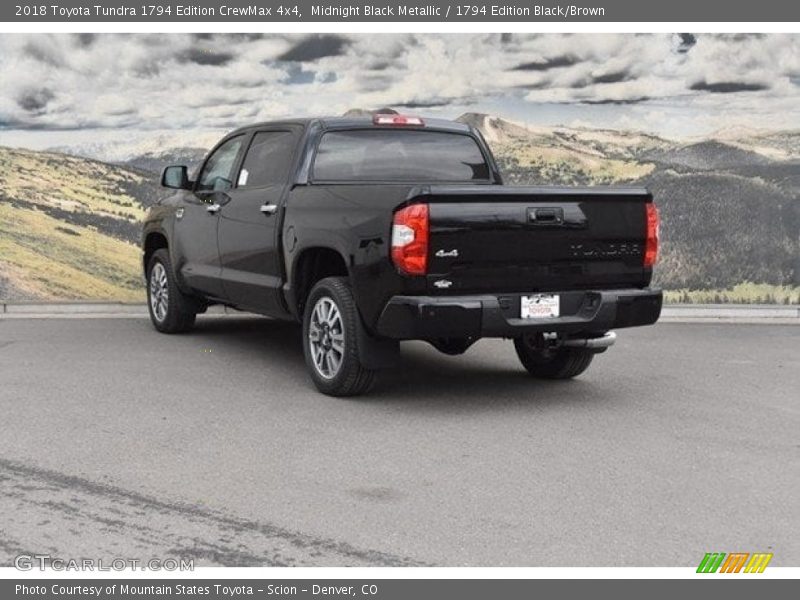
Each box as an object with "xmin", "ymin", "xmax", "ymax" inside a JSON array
[{"xmin": 161, "ymin": 165, "xmax": 190, "ymax": 190}]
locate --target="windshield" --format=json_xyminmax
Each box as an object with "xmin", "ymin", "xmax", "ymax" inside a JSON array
[{"xmin": 312, "ymin": 129, "xmax": 490, "ymax": 182}]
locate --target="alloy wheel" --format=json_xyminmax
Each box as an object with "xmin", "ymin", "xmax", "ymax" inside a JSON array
[
  {"xmin": 308, "ymin": 296, "xmax": 345, "ymax": 379},
  {"xmin": 149, "ymin": 262, "xmax": 169, "ymax": 322}
]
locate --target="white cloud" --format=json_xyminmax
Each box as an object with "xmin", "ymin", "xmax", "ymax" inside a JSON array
[{"xmin": 0, "ymin": 33, "xmax": 798, "ymax": 141}]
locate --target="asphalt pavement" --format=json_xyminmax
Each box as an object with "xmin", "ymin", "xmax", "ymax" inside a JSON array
[{"xmin": 0, "ymin": 317, "xmax": 797, "ymax": 567}]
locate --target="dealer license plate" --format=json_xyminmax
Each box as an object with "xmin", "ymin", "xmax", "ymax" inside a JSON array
[{"xmin": 521, "ymin": 294, "xmax": 560, "ymax": 319}]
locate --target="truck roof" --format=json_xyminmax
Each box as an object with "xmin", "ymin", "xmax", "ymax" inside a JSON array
[
  {"xmin": 318, "ymin": 116, "xmax": 472, "ymax": 132},
  {"xmin": 226, "ymin": 115, "xmax": 473, "ymax": 136}
]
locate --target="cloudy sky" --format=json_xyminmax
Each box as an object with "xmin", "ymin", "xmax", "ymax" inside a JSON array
[{"xmin": 1, "ymin": 33, "xmax": 799, "ymax": 152}]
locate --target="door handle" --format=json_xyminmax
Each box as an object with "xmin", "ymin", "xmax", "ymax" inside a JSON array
[
  {"xmin": 260, "ymin": 204, "xmax": 278, "ymax": 215},
  {"xmin": 206, "ymin": 203, "xmax": 221, "ymax": 214}
]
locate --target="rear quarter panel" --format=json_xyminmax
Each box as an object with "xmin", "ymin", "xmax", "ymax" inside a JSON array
[{"xmin": 283, "ymin": 184, "xmax": 424, "ymax": 328}]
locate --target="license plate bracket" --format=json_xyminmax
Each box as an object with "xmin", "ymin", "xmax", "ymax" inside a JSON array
[{"xmin": 521, "ymin": 294, "xmax": 560, "ymax": 319}]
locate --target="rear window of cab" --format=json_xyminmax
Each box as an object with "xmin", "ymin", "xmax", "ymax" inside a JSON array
[{"xmin": 312, "ymin": 129, "xmax": 491, "ymax": 182}]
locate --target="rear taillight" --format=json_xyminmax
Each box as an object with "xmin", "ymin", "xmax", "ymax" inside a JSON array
[
  {"xmin": 391, "ymin": 204, "xmax": 429, "ymax": 275},
  {"xmin": 644, "ymin": 203, "xmax": 659, "ymax": 268}
]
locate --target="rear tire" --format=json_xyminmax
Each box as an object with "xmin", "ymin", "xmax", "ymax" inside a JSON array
[
  {"xmin": 513, "ymin": 337, "xmax": 594, "ymax": 379},
  {"xmin": 302, "ymin": 277, "xmax": 376, "ymax": 397},
  {"xmin": 146, "ymin": 249, "xmax": 197, "ymax": 334}
]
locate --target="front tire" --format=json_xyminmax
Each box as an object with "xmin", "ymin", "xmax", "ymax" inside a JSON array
[
  {"xmin": 513, "ymin": 337, "xmax": 594, "ymax": 379},
  {"xmin": 146, "ymin": 249, "xmax": 197, "ymax": 334},
  {"xmin": 302, "ymin": 277, "xmax": 376, "ymax": 397}
]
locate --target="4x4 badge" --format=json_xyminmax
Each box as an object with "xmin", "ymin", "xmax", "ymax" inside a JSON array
[{"xmin": 435, "ymin": 249, "xmax": 459, "ymax": 258}]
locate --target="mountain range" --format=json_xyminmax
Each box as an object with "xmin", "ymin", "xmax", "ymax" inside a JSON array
[{"xmin": 1, "ymin": 112, "xmax": 798, "ymax": 303}]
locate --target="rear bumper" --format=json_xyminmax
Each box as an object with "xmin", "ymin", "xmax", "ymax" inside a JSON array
[{"xmin": 375, "ymin": 288, "xmax": 662, "ymax": 339}]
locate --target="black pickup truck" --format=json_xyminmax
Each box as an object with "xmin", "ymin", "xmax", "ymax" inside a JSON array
[{"xmin": 143, "ymin": 113, "xmax": 662, "ymax": 396}]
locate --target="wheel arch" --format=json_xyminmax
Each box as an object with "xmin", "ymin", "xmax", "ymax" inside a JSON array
[
  {"xmin": 290, "ymin": 246, "xmax": 351, "ymax": 319},
  {"xmin": 292, "ymin": 247, "xmax": 400, "ymax": 372},
  {"xmin": 143, "ymin": 230, "xmax": 169, "ymax": 275}
]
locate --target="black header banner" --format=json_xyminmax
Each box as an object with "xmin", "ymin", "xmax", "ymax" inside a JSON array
[{"xmin": 4, "ymin": 0, "xmax": 800, "ymax": 22}]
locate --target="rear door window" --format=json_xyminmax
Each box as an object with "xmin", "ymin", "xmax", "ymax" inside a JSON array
[
  {"xmin": 237, "ymin": 130, "xmax": 297, "ymax": 188},
  {"xmin": 313, "ymin": 129, "xmax": 490, "ymax": 182}
]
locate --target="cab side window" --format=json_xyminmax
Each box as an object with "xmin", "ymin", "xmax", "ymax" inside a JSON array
[
  {"xmin": 196, "ymin": 136, "xmax": 244, "ymax": 192},
  {"xmin": 237, "ymin": 131, "xmax": 296, "ymax": 188}
]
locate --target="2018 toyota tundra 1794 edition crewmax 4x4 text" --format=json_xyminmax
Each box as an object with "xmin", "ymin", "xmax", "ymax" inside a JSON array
[{"xmin": 142, "ymin": 113, "xmax": 662, "ymax": 396}]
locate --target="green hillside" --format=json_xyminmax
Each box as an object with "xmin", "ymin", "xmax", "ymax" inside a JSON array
[{"xmin": 0, "ymin": 147, "xmax": 160, "ymax": 302}]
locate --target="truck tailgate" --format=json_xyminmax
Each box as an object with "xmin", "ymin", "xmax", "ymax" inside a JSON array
[{"xmin": 415, "ymin": 185, "xmax": 653, "ymax": 294}]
